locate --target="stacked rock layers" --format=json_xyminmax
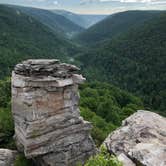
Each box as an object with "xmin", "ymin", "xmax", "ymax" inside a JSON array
[{"xmin": 12, "ymin": 59, "xmax": 96, "ymax": 166}]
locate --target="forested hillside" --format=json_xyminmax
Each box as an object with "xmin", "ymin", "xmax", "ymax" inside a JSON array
[
  {"xmin": 9, "ymin": 5, "xmax": 84, "ymax": 38},
  {"xmin": 80, "ymin": 82, "xmax": 143, "ymax": 145},
  {"xmin": 76, "ymin": 10, "xmax": 163, "ymax": 44},
  {"xmin": 0, "ymin": 79, "xmax": 143, "ymax": 149},
  {"xmin": 78, "ymin": 12, "xmax": 166, "ymax": 115},
  {"xmin": 0, "ymin": 3, "xmax": 144, "ymax": 154},
  {"xmin": 0, "ymin": 4, "xmax": 165, "ymax": 165},
  {"xmin": 0, "ymin": 5, "xmax": 78, "ymax": 79}
]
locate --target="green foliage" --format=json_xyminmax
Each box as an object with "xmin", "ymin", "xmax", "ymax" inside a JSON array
[
  {"xmin": 11, "ymin": 5, "xmax": 84, "ymax": 37},
  {"xmin": 0, "ymin": 78, "xmax": 143, "ymax": 148},
  {"xmin": 76, "ymin": 10, "xmax": 163, "ymax": 45},
  {"xmin": 0, "ymin": 6, "xmax": 165, "ymax": 166},
  {"xmin": 0, "ymin": 78, "xmax": 15, "ymax": 149},
  {"xmin": 0, "ymin": 108, "xmax": 14, "ymax": 142},
  {"xmin": 52, "ymin": 10, "xmax": 107, "ymax": 29},
  {"xmin": 83, "ymin": 146, "xmax": 122, "ymax": 166},
  {"xmin": 80, "ymin": 107, "xmax": 116, "ymax": 146},
  {"xmin": 14, "ymin": 154, "xmax": 34, "ymax": 166},
  {"xmin": 80, "ymin": 82, "xmax": 143, "ymax": 122},
  {"xmin": 0, "ymin": 78, "xmax": 11, "ymax": 108},
  {"xmin": 80, "ymin": 82, "xmax": 144, "ymax": 145},
  {"xmin": 78, "ymin": 12, "xmax": 166, "ymax": 115},
  {"xmin": 0, "ymin": 4, "xmax": 79, "ymax": 79}
]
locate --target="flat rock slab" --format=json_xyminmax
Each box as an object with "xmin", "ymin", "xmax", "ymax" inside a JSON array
[
  {"xmin": 104, "ymin": 110, "xmax": 166, "ymax": 166},
  {"xmin": 14, "ymin": 59, "xmax": 80, "ymax": 78},
  {"xmin": 0, "ymin": 149, "xmax": 18, "ymax": 166}
]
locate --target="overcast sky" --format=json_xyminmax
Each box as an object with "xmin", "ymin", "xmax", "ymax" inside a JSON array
[{"xmin": 0, "ymin": 0, "xmax": 166, "ymax": 14}]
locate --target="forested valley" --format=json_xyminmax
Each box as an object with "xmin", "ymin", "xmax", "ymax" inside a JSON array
[{"xmin": 0, "ymin": 4, "xmax": 165, "ymax": 165}]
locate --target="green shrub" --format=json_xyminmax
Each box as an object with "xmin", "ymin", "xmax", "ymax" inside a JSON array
[
  {"xmin": 0, "ymin": 107, "xmax": 14, "ymax": 148},
  {"xmin": 14, "ymin": 154, "xmax": 34, "ymax": 166},
  {"xmin": 80, "ymin": 107, "xmax": 116, "ymax": 146},
  {"xmin": 0, "ymin": 108, "xmax": 13, "ymax": 135},
  {"xmin": 0, "ymin": 78, "xmax": 11, "ymax": 108},
  {"xmin": 0, "ymin": 78, "xmax": 15, "ymax": 149},
  {"xmin": 84, "ymin": 146, "xmax": 123, "ymax": 166},
  {"xmin": 80, "ymin": 82, "xmax": 144, "ymax": 145}
]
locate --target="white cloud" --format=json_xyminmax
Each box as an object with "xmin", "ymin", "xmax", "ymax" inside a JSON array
[
  {"xmin": 150, "ymin": 0, "xmax": 166, "ymax": 4},
  {"xmin": 53, "ymin": 1, "xmax": 58, "ymax": 5}
]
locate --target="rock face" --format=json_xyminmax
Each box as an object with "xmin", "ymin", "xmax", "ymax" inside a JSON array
[
  {"xmin": 104, "ymin": 110, "xmax": 166, "ymax": 166},
  {"xmin": 0, "ymin": 149, "xmax": 18, "ymax": 166},
  {"xmin": 12, "ymin": 59, "xmax": 96, "ymax": 166}
]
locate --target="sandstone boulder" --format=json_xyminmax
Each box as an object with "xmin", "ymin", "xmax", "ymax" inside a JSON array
[
  {"xmin": 12, "ymin": 59, "xmax": 96, "ymax": 166},
  {"xmin": 104, "ymin": 110, "xmax": 166, "ymax": 166}
]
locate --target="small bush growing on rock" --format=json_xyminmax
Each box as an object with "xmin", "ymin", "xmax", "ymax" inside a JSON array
[
  {"xmin": 14, "ymin": 154, "xmax": 34, "ymax": 166},
  {"xmin": 80, "ymin": 107, "xmax": 116, "ymax": 146},
  {"xmin": 0, "ymin": 107, "xmax": 14, "ymax": 148},
  {"xmin": 0, "ymin": 78, "xmax": 14, "ymax": 148},
  {"xmin": 83, "ymin": 146, "xmax": 123, "ymax": 166}
]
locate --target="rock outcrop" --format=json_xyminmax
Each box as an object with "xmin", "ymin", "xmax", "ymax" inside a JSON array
[
  {"xmin": 12, "ymin": 59, "xmax": 96, "ymax": 166},
  {"xmin": 0, "ymin": 149, "xmax": 18, "ymax": 166},
  {"xmin": 104, "ymin": 110, "xmax": 166, "ymax": 166}
]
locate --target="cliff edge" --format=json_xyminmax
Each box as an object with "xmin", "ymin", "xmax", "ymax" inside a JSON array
[{"xmin": 104, "ymin": 110, "xmax": 166, "ymax": 166}]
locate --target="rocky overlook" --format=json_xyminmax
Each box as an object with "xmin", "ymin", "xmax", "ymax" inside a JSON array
[
  {"xmin": 2, "ymin": 59, "xmax": 165, "ymax": 166},
  {"xmin": 104, "ymin": 110, "xmax": 166, "ymax": 166},
  {"xmin": 12, "ymin": 59, "xmax": 96, "ymax": 166}
]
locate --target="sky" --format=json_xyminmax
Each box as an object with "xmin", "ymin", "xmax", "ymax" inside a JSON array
[{"xmin": 0, "ymin": 0, "xmax": 166, "ymax": 14}]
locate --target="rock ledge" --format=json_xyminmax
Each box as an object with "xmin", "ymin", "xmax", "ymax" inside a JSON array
[{"xmin": 104, "ymin": 110, "xmax": 166, "ymax": 166}]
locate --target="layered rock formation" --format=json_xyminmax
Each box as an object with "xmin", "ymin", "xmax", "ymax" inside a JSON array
[
  {"xmin": 0, "ymin": 149, "xmax": 18, "ymax": 166},
  {"xmin": 12, "ymin": 59, "xmax": 96, "ymax": 166},
  {"xmin": 104, "ymin": 110, "xmax": 166, "ymax": 166}
]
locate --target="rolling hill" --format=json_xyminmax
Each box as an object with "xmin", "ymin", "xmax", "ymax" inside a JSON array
[
  {"xmin": 76, "ymin": 10, "xmax": 163, "ymax": 44},
  {"xmin": 7, "ymin": 5, "xmax": 84, "ymax": 38},
  {"xmin": 78, "ymin": 12, "xmax": 166, "ymax": 115},
  {"xmin": 52, "ymin": 9, "xmax": 107, "ymax": 28},
  {"xmin": 0, "ymin": 4, "xmax": 79, "ymax": 79}
]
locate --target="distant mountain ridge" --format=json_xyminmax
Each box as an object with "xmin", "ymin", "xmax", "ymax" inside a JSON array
[
  {"xmin": 76, "ymin": 10, "xmax": 164, "ymax": 44},
  {"xmin": 78, "ymin": 11, "xmax": 166, "ymax": 115},
  {"xmin": 52, "ymin": 9, "xmax": 107, "ymax": 28},
  {"xmin": 7, "ymin": 5, "xmax": 84, "ymax": 38}
]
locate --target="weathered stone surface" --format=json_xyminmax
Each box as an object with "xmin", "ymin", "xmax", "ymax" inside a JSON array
[
  {"xmin": 14, "ymin": 59, "xmax": 80, "ymax": 78},
  {"xmin": 12, "ymin": 59, "xmax": 96, "ymax": 166},
  {"xmin": 0, "ymin": 149, "xmax": 18, "ymax": 166},
  {"xmin": 117, "ymin": 153, "xmax": 135, "ymax": 166},
  {"xmin": 104, "ymin": 110, "xmax": 166, "ymax": 166},
  {"xmin": 36, "ymin": 136, "xmax": 95, "ymax": 166}
]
